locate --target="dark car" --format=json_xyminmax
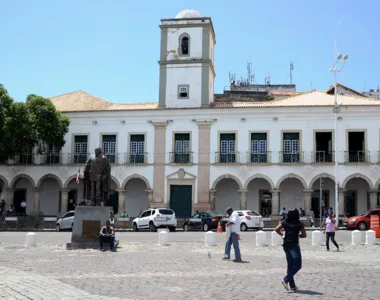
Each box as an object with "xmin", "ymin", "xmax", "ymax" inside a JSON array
[{"xmin": 183, "ymin": 211, "xmax": 228, "ymax": 232}]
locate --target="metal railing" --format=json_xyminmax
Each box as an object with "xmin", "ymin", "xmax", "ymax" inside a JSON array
[
  {"xmin": 313, "ymin": 151, "xmax": 335, "ymax": 163},
  {"xmin": 215, "ymin": 152, "xmax": 240, "ymax": 164},
  {"xmin": 124, "ymin": 152, "xmax": 148, "ymax": 165},
  {"xmin": 246, "ymin": 151, "xmax": 271, "ymax": 163},
  {"xmin": 344, "ymin": 151, "xmax": 369, "ymax": 163},
  {"xmin": 68, "ymin": 153, "xmax": 91, "ymax": 165},
  {"xmin": 40, "ymin": 153, "xmax": 62, "ymax": 165},
  {"xmin": 279, "ymin": 151, "xmax": 304, "ymax": 164},
  {"xmin": 169, "ymin": 152, "xmax": 193, "ymax": 164}
]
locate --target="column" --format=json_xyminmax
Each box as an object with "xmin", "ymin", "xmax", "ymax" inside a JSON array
[
  {"xmin": 197, "ymin": 121, "xmax": 212, "ymax": 208},
  {"xmin": 33, "ymin": 188, "xmax": 42, "ymax": 212},
  {"xmin": 146, "ymin": 189, "xmax": 154, "ymax": 207},
  {"xmin": 60, "ymin": 188, "xmax": 69, "ymax": 213},
  {"xmin": 5, "ymin": 188, "xmax": 14, "ymax": 210},
  {"xmin": 369, "ymin": 190, "xmax": 378, "ymax": 210},
  {"xmin": 338, "ymin": 189, "xmax": 345, "ymax": 216},
  {"xmin": 303, "ymin": 189, "xmax": 313, "ymax": 215},
  {"xmin": 117, "ymin": 189, "xmax": 126, "ymax": 215},
  {"xmin": 238, "ymin": 189, "xmax": 248, "ymax": 210},
  {"xmin": 270, "ymin": 189, "xmax": 281, "ymax": 217},
  {"xmin": 209, "ymin": 189, "xmax": 216, "ymax": 211},
  {"xmin": 152, "ymin": 122, "xmax": 168, "ymax": 204}
]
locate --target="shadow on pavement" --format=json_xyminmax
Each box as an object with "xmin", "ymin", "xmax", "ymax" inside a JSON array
[{"xmin": 296, "ymin": 290, "xmax": 323, "ymax": 295}]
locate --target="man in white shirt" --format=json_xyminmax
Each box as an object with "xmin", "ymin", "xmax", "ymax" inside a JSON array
[{"xmin": 223, "ymin": 207, "xmax": 242, "ymax": 262}]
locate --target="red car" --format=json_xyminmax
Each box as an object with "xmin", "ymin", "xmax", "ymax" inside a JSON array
[{"xmin": 343, "ymin": 209, "xmax": 380, "ymax": 231}]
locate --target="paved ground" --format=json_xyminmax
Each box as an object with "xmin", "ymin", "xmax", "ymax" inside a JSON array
[{"xmin": 0, "ymin": 230, "xmax": 379, "ymax": 299}]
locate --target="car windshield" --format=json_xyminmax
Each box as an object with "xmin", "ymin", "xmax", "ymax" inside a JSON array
[
  {"xmin": 159, "ymin": 209, "xmax": 174, "ymax": 215},
  {"xmin": 208, "ymin": 212, "xmax": 224, "ymax": 217},
  {"xmin": 247, "ymin": 211, "xmax": 260, "ymax": 216},
  {"xmin": 359, "ymin": 211, "xmax": 369, "ymax": 216}
]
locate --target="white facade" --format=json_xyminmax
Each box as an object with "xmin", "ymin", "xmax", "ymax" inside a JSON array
[{"xmin": 1, "ymin": 10, "xmax": 379, "ymax": 219}]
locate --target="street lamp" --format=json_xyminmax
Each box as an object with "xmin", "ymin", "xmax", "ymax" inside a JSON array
[{"xmin": 329, "ymin": 40, "xmax": 348, "ymax": 217}]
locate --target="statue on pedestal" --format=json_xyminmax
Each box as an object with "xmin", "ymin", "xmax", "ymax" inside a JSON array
[{"xmin": 83, "ymin": 148, "xmax": 111, "ymax": 206}]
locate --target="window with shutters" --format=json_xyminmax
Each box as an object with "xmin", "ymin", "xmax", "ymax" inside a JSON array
[
  {"xmin": 102, "ymin": 135, "xmax": 117, "ymax": 164},
  {"xmin": 178, "ymin": 85, "xmax": 189, "ymax": 99},
  {"xmin": 129, "ymin": 134, "xmax": 145, "ymax": 164},
  {"xmin": 45, "ymin": 144, "xmax": 61, "ymax": 164},
  {"xmin": 18, "ymin": 145, "xmax": 34, "ymax": 165},
  {"xmin": 250, "ymin": 133, "xmax": 268, "ymax": 163},
  {"xmin": 219, "ymin": 133, "xmax": 236, "ymax": 163},
  {"xmin": 282, "ymin": 132, "xmax": 300, "ymax": 163},
  {"xmin": 173, "ymin": 133, "xmax": 191, "ymax": 163},
  {"xmin": 73, "ymin": 135, "xmax": 88, "ymax": 164}
]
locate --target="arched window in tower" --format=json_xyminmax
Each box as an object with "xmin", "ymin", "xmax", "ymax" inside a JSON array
[{"xmin": 179, "ymin": 34, "xmax": 189, "ymax": 56}]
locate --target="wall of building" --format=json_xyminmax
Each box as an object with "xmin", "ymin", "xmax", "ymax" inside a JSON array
[{"xmin": 166, "ymin": 27, "xmax": 203, "ymax": 60}]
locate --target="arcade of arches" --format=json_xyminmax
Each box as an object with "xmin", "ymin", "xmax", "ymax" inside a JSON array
[{"xmin": 0, "ymin": 175, "xmax": 152, "ymax": 217}]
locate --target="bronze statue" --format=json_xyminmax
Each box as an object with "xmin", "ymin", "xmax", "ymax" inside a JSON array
[{"xmin": 83, "ymin": 148, "xmax": 111, "ymax": 206}]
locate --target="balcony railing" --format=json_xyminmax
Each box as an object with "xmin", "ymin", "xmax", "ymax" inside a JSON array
[
  {"xmin": 169, "ymin": 152, "xmax": 193, "ymax": 164},
  {"xmin": 103, "ymin": 153, "xmax": 119, "ymax": 165},
  {"xmin": 40, "ymin": 153, "xmax": 62, "ymax": 165},
  {"xmin": 246, "ymin": 151, "xmax": 271, "ymax": 163},
  {"xmin": 344, "ymin": 151, "xmax": 369, "ymax": 163},
  {"xmin": 68, "ymin": 153, "xmax": 91, "ymax": 164},
  {"xmin": 13, "ymin": 154, "xmax": 35, "ymax": 165},
  {"xmin": 279, "ymin": 151, "xmax": 304, "ymax": 164},
  {"xmin": 313, "ymin": 151, "xmax": 334, "ymax": 163},
  {"xmin": 124, "ymin": 152, "xmax": 147, "ymax": 165},
  {"xmin": 215, "ymin": 152, "xmax": 240, "ymax": 164}
]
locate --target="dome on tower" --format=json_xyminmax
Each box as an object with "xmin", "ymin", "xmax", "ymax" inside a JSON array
[{"xmin": 175, "ymin": 9, "xmax": 202, "ymax": 19}]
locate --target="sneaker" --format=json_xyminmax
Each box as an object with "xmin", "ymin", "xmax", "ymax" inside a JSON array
[
  {"xmin": 233, "ymin": 259, "xmax": 243, "ymax": 263},
  {"xmin": 281, "ymin": 280, "xmax": 289, "ymax": 291},
  {"xmin": 222, "ymin": 257, "xmax": 230, "ymax": 260},
  {"xmin": 326, "ymin": 249, "xmax": 330, "ymax": 251},
  {"xmin": 290, "ymin": 286, "xmax": 299, "ymax": 292}
]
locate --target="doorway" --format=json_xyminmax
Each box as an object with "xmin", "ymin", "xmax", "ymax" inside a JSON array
[
  {"xmin": 68, "ymin": 190, "xmax": 77, "ymax": 211},
  {"xmin": 344, "ymin": 190, "xmax": 357, "ymax": 217},
  {"xmin": 170, "ymin": 185, "xmax": 192, "ymax": 218},
  {"xmin": 311, "ymin": 190, "xmax": 329, "ymax": 218},
  {"xmin": 348, "ymin": 132, "xmax": 365, "ymax": 162},
  {"xmin": 14, "ymin": 189, "xmax": 27, "ymax": 215},
  {"xmin": 107, "ymin": 190, "xmax": 119, "ymax": 214},
  {"xmin": 315, "ymin": 132, "xmax": 332, "ymax": 162}
]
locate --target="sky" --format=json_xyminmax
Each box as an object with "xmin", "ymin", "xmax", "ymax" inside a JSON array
[{"xmin": 1, "ymin": 0, "xmax": 379, "ymax": 103}]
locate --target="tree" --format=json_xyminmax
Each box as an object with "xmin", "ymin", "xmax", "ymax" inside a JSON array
[{"xmin": 0, "ymin": 84, "xmax": 70, "ymax": 160}]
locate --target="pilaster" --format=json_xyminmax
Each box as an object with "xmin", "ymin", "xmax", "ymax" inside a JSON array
[
  {"xmin": 238, "ymin": 189, "xmax": 248, "ymax": 210},
  {"xmin": 270, "ymin": 189, "xmax": 281, "ymax": 217},
  {"xmin": 152, "ymin": 122, "xmax": 168, "ymax": 204},
  {"xmin": 60, "ymin": 188, "xmax": 69, "ymax": 213},
  {"xmin": 117, "ymin": 189, "xmax": 126, "ymax": 215},
  {"xmin": 303, "ymin": 189, "xmax": 314, "ymax": 215}
]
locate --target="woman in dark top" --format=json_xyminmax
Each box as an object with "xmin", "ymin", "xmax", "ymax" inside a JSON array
[{"xmin": 275, "ymin": 208, "xmax": 307, "ymax": 292}]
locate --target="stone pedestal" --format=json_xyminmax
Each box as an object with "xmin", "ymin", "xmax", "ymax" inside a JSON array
[{"xmin": 66, "ymin": 206, "xmax": 117, "ymax": 250}]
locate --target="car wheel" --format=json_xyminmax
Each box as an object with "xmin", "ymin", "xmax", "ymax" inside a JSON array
[
  {"xmin": 358, "ymin": 222, "xmax": 367, "ymax": 231},
  {"xmin": 133, "ymin": 223, "xmax": 139, "ymax": 232},
  {"xmin": 56, "ymin": 224, "xmax": 61, "ymax": 232},
  {"xmin": 203, "ymin": 223, "xmax": 209, "ymax": 232},
  {"xmin": 240, "ymin": 223, "xmax": 248, "ymax": 232},
  {"xmin": 183, "ymin": 224, "xmax": 189, "ymax": 232},
  {"xmin": 169, "ymin": 226, "xmax": 176, "ymax": 232},
  {"xmin": 149, "ymin": 222, "xmax": 157, "ymax": 232}
]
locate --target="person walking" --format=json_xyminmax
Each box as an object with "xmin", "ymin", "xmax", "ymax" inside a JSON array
[
  {"xmin": 324, "ymin": 211, "xmax": 339, "ymax": 252},
  {"xmin": 222, "ymin": 207, "xmax": 242, "ymax": 263},
  {"xmin": 275, "ymin": 208, "xmax": 307, "ymax": 292}
]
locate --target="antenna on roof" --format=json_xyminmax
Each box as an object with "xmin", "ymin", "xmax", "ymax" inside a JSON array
[
  {"xmin": 289, "ymin": 60, "xmax": 294, "ymax": 84},
  {"xmin": 247, "ymin": 61, "xmax": 255, "ymax": 85},
  {"xmin": 229, "ymin": 72, "xmax": 236, "ymax": 84}
]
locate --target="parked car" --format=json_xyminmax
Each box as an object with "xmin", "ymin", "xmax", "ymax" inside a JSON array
[
  {"xmin": 183, "ymin": 211, "xmax": 228, "ymax": 232},
  {"xmin": 56, "ymin": 211, "xmax": 75, "ymax": 231},
  {"xmin": 133, "ymin": 208, "xmax": 177, "ymax": 232},
  {"xmin": 343, "ymin": 209, "xmax": 380, "ymax": 231},
  {"xmin": 236, "ymin": 210, "xmax": 264, "ymax": 231}
]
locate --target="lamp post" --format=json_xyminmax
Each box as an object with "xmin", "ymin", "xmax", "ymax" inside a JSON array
[{"xmin": 329, "ymin": 40, "xmax": 348, "ymax": 217}]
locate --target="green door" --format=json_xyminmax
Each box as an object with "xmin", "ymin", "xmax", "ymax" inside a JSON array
[{"xmin": 170, "ymin": 185, "xmax": 192, "ymax": 218}]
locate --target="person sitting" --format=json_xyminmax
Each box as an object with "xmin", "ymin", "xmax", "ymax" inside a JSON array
[{"xmin": 99, "ymin": 220, "xmax": 116, "ymax": 252}]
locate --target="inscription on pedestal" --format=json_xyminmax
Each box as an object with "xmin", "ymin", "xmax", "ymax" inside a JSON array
[{"xmin": 82, "ymin": 220, "xmax": 100, "ymax": 240}]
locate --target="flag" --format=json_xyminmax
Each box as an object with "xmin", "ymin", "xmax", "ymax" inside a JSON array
[{"xmin": 76, "ymin": 168, "xmax": 81, "ymax": 184}]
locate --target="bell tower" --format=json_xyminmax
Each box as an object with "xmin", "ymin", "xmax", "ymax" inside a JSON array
[{"xmin": 158, "ymin": 10, "xmax": 216, "ymax": 108}]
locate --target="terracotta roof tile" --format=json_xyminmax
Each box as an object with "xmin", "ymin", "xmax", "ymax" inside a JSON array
[{"xmin": 50, "ymin": 91, "xmax": 112, "ymax": 112}]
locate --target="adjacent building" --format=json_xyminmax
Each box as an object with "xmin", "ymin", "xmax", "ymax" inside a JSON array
[{"xmin": 1, "ymin": 10, "xmax": 380, "ymax": 219}]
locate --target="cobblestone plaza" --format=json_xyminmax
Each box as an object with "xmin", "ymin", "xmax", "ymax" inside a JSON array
[{"xmin": 0, "ymin": 231, "xmax": 379, "ymax": 299}]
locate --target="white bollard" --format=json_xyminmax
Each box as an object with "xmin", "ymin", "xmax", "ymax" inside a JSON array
[
  {"xmin": 271, "ymin": 231, "xmax": 282, "ymax": 246},
  {"xmin": 25, "ymin": 232, "xmax": 36, "ymax": 247},
  {"xmin": 158, "ymin": 231, "xmax": 169, "ymax": 246},
  {"xmin": 205, "ymin": 231, "xmax": 216, "ymax": 246},
  {"xmin": 256, "ymin": 230, "xmax": 267, "ymax": 246},
  {"xmin": 312, "ymin": 230, "xmax": 321, "ymax": 246},
  {"xmin": 366, "ymin": 230, "xmax": 376, "ymax": 245},
  {"xmin": 351, "ymin": 230, "xmax": 361, "ymax": 245}
]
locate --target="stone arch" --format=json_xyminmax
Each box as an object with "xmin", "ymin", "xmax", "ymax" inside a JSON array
[
  {"xmin": 375, "ymin": 178, "xmax": 380, "ymax": 190},
  {"xmin": 309, "ymin": 173, "xmax": 335, "ymax": 190},
  {"xmin": 36, "ymin": 174, "xmax": 63, "ymax": 189},
  {"xmin": 63, "ymin": 174, "xmax": 121, "ymax": 189},
  {"xmin": 342, "ymin": 173, "xmax": 374, "ymax": 190},
  {"xmin": 122, "ymin": 174, "xmax": 151, "ymax": 190},
  {"xmin": 0, "ymin": 175, "xmax": 9, "ymax": 189},
  {"xmin": 212, "ymin": 174, "xmax": 243, "ymax": 190},
  {"xmin": 243, "ymin": 174, "xmax": 275, "ymax": 190},
  {"xmin": 276, "ymin": 173, "xmax": 308, "ymax": 190},
  {"xmin": 10, "ymin": 174, "xmax": 35, "ymax": 189},
  {"xmin": 178, "ymin": 32, "xmax": 190, "ymax": 56}
]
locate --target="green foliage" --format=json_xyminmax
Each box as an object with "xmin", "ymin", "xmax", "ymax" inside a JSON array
[
  {"xmin": 267, "ymin": 95, "xmax": 275, "ymax": 101},
  {"xmin": 0, "ymin": 84, "xmax": 70, "ymax": 159}
]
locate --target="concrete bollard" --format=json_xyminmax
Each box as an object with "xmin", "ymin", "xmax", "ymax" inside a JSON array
[
  {"xmin": 366, "ymin": 230, "xmax": 376, "ymax": 245},
  {"xmin": 205, "ymin": 231, "xmax": 216, "ymax": 246},
  {"xmin": 25, "ymin": 232, "xmax": 36, "ymax": 247},
  {"xmin": 351, "ymin": 230, "xmax": 361, "ymax": 245},
  {"xmin": 271, "ymin": 231, "xmax": 282, "ymax": 246},
  {"xmin": 312, "ymin": 230, "xmax": 321, "ymax": 246},
  {"xmin": 158, "ymin": 231, "xmax": 169, "ymax": 246},
  {"xmin": 256, "ymin": 230, "xmax": 267, "ymax": 246}
]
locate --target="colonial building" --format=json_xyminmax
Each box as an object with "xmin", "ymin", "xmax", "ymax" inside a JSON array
[{"xmin": 1, "ymin": 9, "xmax": 380, "ymax": 219}]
